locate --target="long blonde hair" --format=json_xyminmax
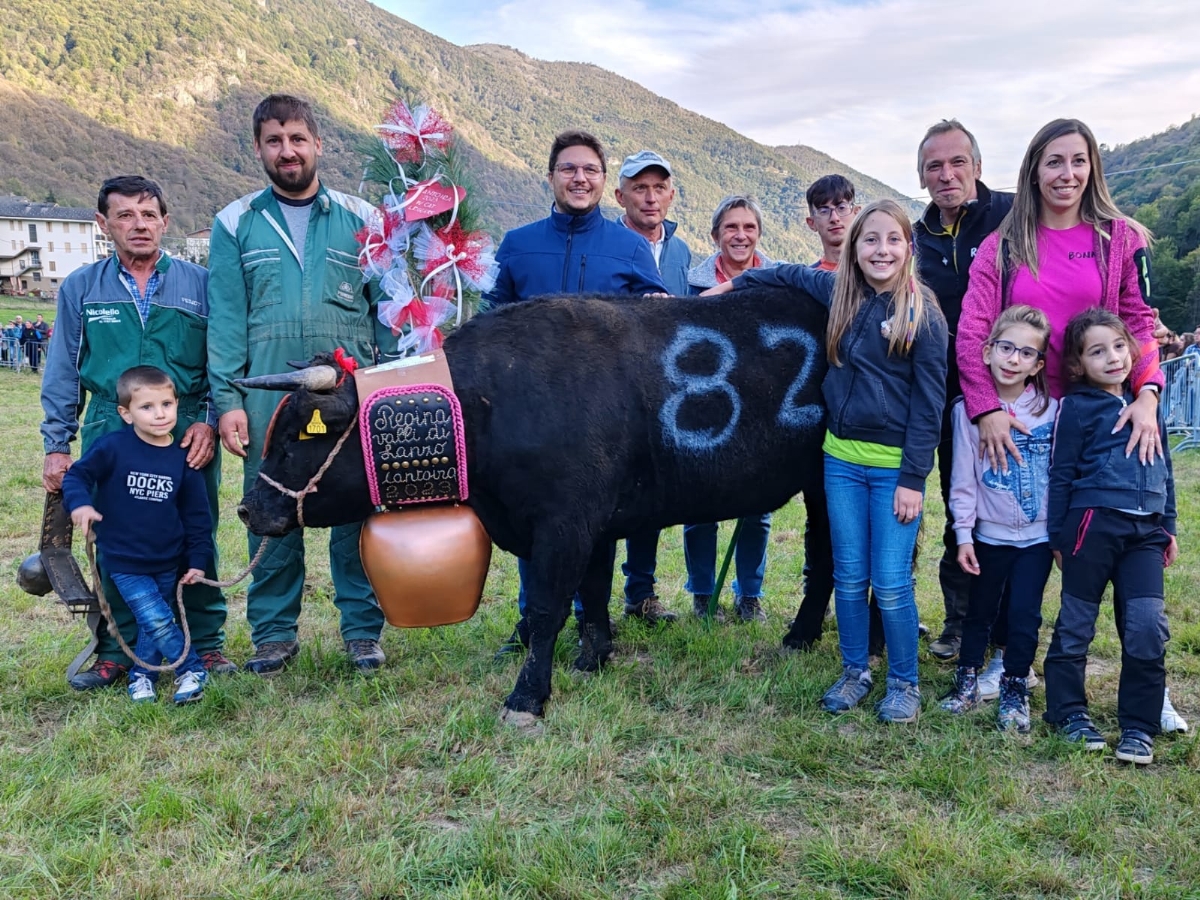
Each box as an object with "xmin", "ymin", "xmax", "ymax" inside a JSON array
[
  {"xmin": 827, "ymin": 199, "xmax": 937, "ymax": 365},
  {"xmin": 998, "ymin": 118, "xmax": 1151, "ymax": 279}
]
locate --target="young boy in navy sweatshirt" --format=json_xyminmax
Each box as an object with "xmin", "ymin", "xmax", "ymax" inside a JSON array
[{"xmin": 62, "ymin": 366, "xmax": 213, "ymax": 704}]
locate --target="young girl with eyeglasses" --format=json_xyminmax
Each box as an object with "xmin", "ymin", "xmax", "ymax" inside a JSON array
[
  {"xmin": 942, "ymin": 306, "xmax": 1056, "ymax": 732},
  {"xmin": 706, "ymin": 199, "xmax": 947, "ymax": 723}
]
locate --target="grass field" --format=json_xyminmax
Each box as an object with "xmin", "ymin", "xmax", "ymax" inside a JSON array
[{"xmin": 2, "ymin": 363, "xmax": 1199, "ymax": 899}]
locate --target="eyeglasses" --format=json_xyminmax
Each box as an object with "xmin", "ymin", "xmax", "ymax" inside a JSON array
[
  {"xmin": 990, "ymin": 340, "xmax": 1044, "ymax": 363},
  {"xmin": 554, "ymin": 163, "xmax": 605, "ymax": 179},
  {"xmin": 814, "ymin": 202, "xmax": 855, "ymax": 220}
]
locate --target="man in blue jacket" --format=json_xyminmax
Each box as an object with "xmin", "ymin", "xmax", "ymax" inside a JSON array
[
  {"xmin": 486, "ymin": 130, "xmax": 669, "ymax": 655},
  {"xmin": 484, "ymin": 130, "xmax": 666, "ymax": 306}
]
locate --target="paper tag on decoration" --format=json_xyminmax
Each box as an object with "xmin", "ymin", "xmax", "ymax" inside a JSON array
[{"xmin": 402, "ymin": 182, "xmax": 467, "ymax": 222}]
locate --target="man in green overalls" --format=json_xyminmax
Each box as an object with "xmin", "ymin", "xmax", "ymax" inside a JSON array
[
  {"xmin": 207, "ymin": 94, "xmax": 396, "ymax": 675},
  {"xmin": 41, "ymin": 176, "xmax": 233, "ymax": 689}
]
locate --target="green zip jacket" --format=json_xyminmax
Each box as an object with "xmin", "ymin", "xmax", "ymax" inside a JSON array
[
  {"xmin": 41, "ymin": 253, "xmax": 213, "ymax": 454},
  {"xmin": 206, "ymin": 183, "xmax": 395, "ymax": 463}
]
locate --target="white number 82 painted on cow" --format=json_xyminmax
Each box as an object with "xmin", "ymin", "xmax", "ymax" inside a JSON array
[{"xmin": 659, "ymin": 324, "xmax": 822, "ymax": 452}]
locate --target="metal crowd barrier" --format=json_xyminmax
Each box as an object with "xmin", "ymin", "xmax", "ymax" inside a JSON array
[
  {"xmin": 1161, "ymin": 354, "xmax": 1200, "ymax": 451},
  {"xmin": 0, "ymin": 336, "xmax": 48, "ymax": 372}
]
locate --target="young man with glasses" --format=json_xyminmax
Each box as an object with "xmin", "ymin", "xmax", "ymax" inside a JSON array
[
  {"xmin": 804, "ymin": 175, "xmax": 860, "ymax": 271},
  {"xmin": 485, "ymin": 130, "xmax": 668, "ymax": 656}
]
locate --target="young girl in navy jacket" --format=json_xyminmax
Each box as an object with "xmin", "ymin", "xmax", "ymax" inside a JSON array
[
  {"xmin": 708, "ymin": 199, "xmax": 947, "ymax": 723},
  {"xmin": 1044, "ymin": 308, "xmax": 1177, "ymax": 765}
]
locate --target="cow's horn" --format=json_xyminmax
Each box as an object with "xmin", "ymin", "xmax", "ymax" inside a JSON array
[{"xmin": 232, "ymin": 366, "xmax": 339, "ymax": 392}]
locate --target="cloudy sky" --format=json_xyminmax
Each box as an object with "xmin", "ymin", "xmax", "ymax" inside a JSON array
[{"xmin": 392, "ymin": 0, "xmax": 1200, "ymax": 199}]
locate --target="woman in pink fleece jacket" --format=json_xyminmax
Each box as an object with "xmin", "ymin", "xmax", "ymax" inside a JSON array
[
  {"xmin": 956, "ymin": 117, "xmax": 1187, "ymax": 736},
  {"xmin": 956, "ymin": 118, "xmax": 1162, "ymax": 472}
]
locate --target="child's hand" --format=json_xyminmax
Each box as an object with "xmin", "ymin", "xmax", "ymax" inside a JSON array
[
  {"xmin": 179, "ymin": 568, "xmax": 206, "ymax": 585},
  {"xmin": 893, "ymin": 486, "xmax": 923, "ymax": 525},
  {"xmin": 957, "ymin": 543, "xmax": 980, "ymax": 575},
  {"xmin": 1052, "ymin": 550, "xmax": 1062, "ymax": 570},
  {"xmin": 70, "ymin": 505, "xmax": 102, "ymax": 539},
  {"xmin": 1164, "ymin": 535, "xmax": 1179, "ymax": 568}
]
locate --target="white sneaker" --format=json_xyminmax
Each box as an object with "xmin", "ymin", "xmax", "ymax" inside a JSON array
[
  {"xmin": 128, "ymin": 673, "xmax": 156, "ymax": 703},
  {"xmin": 977, "ymin": 650, "xmax": 1006, "ymax": 701},
  {"xmin": 1162, "ymin": 688, "xmax": 1189, "ymax": 733},
  {"xmin": 172, "ymin": 669, "xmax": 207, "ymax": 705}
]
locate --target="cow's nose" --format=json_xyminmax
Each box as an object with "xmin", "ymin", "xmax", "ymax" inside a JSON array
[{"xmin": 237, "ymin": 504, "xmax": 250, "ymax": 526}]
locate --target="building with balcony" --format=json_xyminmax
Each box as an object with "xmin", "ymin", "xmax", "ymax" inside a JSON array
[{"xmin": 0, "ymin": 197, "xmax": 109, "ymax": 295}]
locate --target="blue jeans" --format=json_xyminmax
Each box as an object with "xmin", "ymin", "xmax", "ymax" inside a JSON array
[
  {"xmin": 516, "ymin": 541, "xmax": 618, "ymax": 620},
  {"xmin": 683, "ymin": 513, "xmax": 771, "ymax": 599},
  {"xmin": 824, "ymin": 455, "xmax": 921, "ymax": 685},
  {"xmin": 622, "ymin": 529, "xmax": 661, "ymax": 603},
  {"xmin": 110, "ymin": 571, "xmax": 205, "ymax": 682}
]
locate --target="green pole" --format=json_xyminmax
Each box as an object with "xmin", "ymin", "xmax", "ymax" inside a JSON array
[{"xmin": 706, "ymin": 518, "xmax": 744, "ymax": 620}]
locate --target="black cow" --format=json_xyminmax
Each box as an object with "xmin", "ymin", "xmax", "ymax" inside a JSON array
[{"xmin": 237, "ymin": 287, "xmax": 828, "ymax": 722}]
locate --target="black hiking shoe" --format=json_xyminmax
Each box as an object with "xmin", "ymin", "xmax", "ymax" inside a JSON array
[
  {"xmin": 692, "ymin": 594, "xmax": 725, "ymax": 622},
  {"xmin": 243, "ymin": 640, "xmax": 300, "ymax": 676},
  {"xmin": 734, "ymin": 594, "xmax": 767, "ymax": 623},
  {"xmin": 345, "ymin": 639, "xmax": 386, "ymax": 671}
]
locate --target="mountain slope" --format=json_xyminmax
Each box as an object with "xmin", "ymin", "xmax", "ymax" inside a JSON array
[
  {"xmin": 0, "ymin": 0, "xmax": 916, "ymax": 260},
  {"xmin": 1102, "ymin": 116, "xmax": 1200, "ymax": 330}
]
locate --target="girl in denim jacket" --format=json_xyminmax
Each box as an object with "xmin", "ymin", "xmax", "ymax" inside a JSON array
[
  {"xmin": 943, "ymin": 306, "xmax": 1057, "ymax": 732},
  {"xmin": 1043, "ymin": 308, "xmax": 1177, "ymax": 765}
]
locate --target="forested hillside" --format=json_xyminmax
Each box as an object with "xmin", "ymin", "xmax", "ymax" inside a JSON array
[
  {"xmin": 1104, "ymin": 116, "xmax": 1200, "ymax": 331},
  {"xmin": 0, "ymin": 0, "xmax": 913, "ymax": 260}
]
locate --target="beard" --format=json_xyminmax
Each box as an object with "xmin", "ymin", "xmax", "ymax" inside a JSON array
[{"xmin": 264, "ymin": 157, "xmax": 318, "ymax": 195}]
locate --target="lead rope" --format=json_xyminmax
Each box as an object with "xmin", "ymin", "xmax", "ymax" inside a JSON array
[
  {"xmin": 256, "ymin": 420, "xmax": 359, "ymax": 528},
  {"xmin": 84, "ymin": 534, "xmax": 271, "ymax": 673}
]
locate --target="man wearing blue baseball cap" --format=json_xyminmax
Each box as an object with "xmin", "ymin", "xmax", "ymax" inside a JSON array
[{"xmin": 613, "ymin": 149, "xmax": 694, "ymax": 621}]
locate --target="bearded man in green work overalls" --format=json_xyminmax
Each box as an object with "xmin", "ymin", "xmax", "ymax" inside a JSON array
[
  {"xmin": 207, "ymin": 94, "xmax": 397, "ymax": 675},
  {"xmin": 40, "ymin": 175, "xmax": 234, "ymax": 689}
]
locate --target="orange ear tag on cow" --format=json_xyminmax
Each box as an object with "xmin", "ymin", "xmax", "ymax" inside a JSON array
[{"xmin": 306, "ymin": 410, "xmax": 327, "ymax": 435}]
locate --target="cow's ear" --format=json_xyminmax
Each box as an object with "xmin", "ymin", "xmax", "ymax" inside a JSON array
[{"xmin": 294, "ymin": 386, "xmax": 358, "ymax": 437}]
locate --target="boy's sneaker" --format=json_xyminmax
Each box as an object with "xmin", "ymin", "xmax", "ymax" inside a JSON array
[
  {"xmin": 996, "ymin": 675, "xmax": 1031, "ymax": 733},
  {"xmin": 976, "ymin": 650, "xmax": 1006, "ymax": 700},
  {"xmin": 1161, "ymin": 688, "xmax": 1188, "ymax": 734},
  {"xmin": 733, "ymin": 595, "xmax": 767, "ymax": 623},
  {"xmin": 172, "ymin": 669, "xmax": 206, "ymax": 705},
  {"xmin": 821, "ymin": 666, "xmax": 873, "ymax": 713},
  {"xmin": 1114, "ymin": 728, "xmax": 1154, "ymax": 766},
  {"xmin": 128, "ymin": 673, "xmax": 156, "ymax": 703},
  {"xmin": 1057, "ymin": 713, "xmax": 1106, "ymax": 751},
  {"xmin": 939, "ymin": 666, "xmax": 980, "ymax": 715},
  {"xmin": 877, "ymin": 678, "xmax": 922, "ymax": 723},
  {"xmin": 69, "ymin": 659, "xmax": 129, "ymax": 691}
]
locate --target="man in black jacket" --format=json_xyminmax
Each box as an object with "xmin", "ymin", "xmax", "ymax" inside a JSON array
[{"xmin": 913, "ymin": 120, "xmax": 1014, "ymax": 660}]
